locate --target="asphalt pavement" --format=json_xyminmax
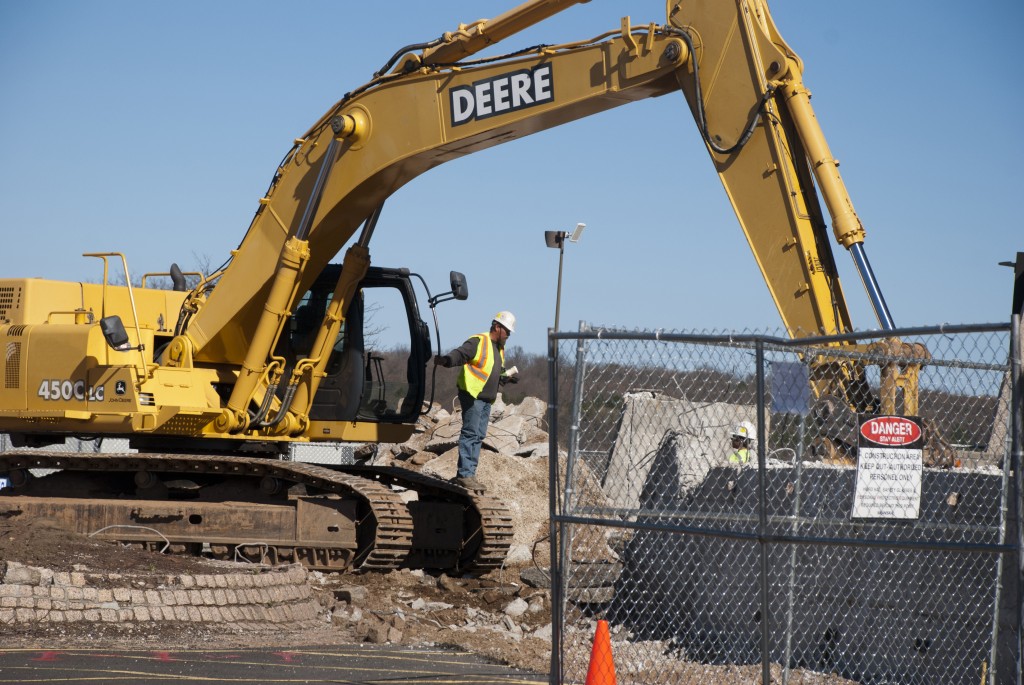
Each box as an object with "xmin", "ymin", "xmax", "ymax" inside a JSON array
[{"xmin": 0, "ymin": 645, "xmax": 548, "ymax": 684}]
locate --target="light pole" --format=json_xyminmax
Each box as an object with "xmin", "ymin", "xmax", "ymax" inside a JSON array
[{"xmin": 544, "ymin": 223, "xmax": 585, "ymax": 331}]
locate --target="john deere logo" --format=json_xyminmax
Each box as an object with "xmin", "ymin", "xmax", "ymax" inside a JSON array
[
  {"xmin": 450, "ymin": 64, "xmax": 554, "ymax": 126},
  {"xmin": 115, "ymin": 380, "xmax": 127, "ymax": 395}
]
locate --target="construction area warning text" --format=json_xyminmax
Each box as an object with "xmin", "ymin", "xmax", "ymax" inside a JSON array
[{"xmin": 851, "ymin": 447, "xmax": 923, "ymax": 519}]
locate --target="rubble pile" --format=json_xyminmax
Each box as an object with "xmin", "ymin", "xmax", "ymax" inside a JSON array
[
  {"xmin": 362, "ymin": 394, "xmax": 550, "ymax": 465},
  {"xmin": 314, "ymin": 568, "xmax": 554, "ymax": 649},
  {"xmin": 359, "ymin": 394, "xmax": 615, "ymax": 566}
]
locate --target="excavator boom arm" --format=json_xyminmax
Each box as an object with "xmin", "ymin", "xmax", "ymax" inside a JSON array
[{"xmin": 189, "ymin": 3, "xmax": 877, "ymax": 348}]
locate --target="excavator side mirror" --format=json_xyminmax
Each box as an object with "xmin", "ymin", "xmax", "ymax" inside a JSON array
[
  {"xmin": 99, "ymin": 316, "xmax": 132, "ymax": 350},
  {"xmin": 424, "ymin": 270, "xmax": 469, "ymax": 308},
  {"xmin": 450, "ymin": 271, "xmax": 469, "ymax": 301}
]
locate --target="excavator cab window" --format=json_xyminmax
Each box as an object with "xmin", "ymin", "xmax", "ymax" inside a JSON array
[{"xmin": 288, "ymin": 265, "xmax": 431, "ymax": 424}]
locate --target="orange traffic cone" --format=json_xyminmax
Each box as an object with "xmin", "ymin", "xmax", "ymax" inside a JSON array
[{"xmin": 584, "ymin": 619, "xmax": 617, "ymax": 685}]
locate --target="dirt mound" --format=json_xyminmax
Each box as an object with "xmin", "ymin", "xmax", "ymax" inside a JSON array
[{"xmin": 0, "ymin": 515, "xmax": 217, "ymax": 575}]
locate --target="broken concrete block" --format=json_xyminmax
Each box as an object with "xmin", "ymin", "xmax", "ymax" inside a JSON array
[
  {"xmin": 425, "ymin": 416, "xmax": 462, "ymax": 453},
  {"xmin": 0, "ymin": 562, "xmax": 41, "ymax": 586},
  {"xmin": 408, "ymin": 451, "xmax": 436, "ymax": 466},
  {"xmin": 490, "ymin": 395, "xmax": 507, "ymax": 420},
  {"xmin": 491, "ymin": 415, "xmax": 528, "ymax": 442},
  {"xmin": 520, "ymin": 426, "xmax": 549, "ymax": 445},
  {"xmin": 483, "ymin": 432, "xmax": 519, "ymax": 455},
  {"xmin": 365, "ymin": 620, "xmax": 390, "ymax": 643},
  {"xmin": 395, "ymin": 443, "xmax": 418, "ymax": 458},
  {"xmin": 503, "ymin": 598, "xmax": 529, "ymax": 618},
  {"xmin": 602, "ymin": 393, "xmax": 760, "ymax": 512},
  {"xmin": 334, "ymin": 586, "xmax": 369, "ymax": 605},
  {"xmin": 511, "ymin": 397, "xmax": 546, "ymax": 423},
  {"xmin": 515, "ymin": 441, "xmax": 549, "ymax": 458}
]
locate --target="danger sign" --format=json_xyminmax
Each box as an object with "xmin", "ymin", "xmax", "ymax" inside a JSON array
[
  {"xmin": 852, "ymin": 415, "xmax": 924, "ymax": 519},
  {"xmin": 860, "ymin": 416, "xmax": 923, "ymax": 447}
]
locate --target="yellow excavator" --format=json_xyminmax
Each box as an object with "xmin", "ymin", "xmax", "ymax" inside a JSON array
[{"xmin": 0, "ymin": 0, "xmax": 930, "ymax": 572}]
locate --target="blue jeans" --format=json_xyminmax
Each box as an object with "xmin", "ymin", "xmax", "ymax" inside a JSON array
[{"xmin": 457, "ymin": 389, "xmax": 492, "ymax": 478}]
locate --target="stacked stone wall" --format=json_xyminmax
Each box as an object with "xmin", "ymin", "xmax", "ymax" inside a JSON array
[{"xmin": 0, "ymin": 560, "xmax": 321, "ymax": 629}]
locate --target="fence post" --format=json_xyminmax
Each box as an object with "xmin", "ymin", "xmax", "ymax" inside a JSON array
[
  {"xmin": 1009, "ymin": 253, "xmax": 1023, "ymax": 685},
  {"xmin": 566, "ymin": 321, "xmax": 589, "ymax": 481},
  {"xmin": 547, "ymin": 328, "xmax": 563, "ymax": 685},
  {"xmin": 756, "ymin": 339, "xmax": 772, "ymax": 684},
  {"xmin": 1013, "ymin": 311, "xmax": 1023, "ymax": 685}
]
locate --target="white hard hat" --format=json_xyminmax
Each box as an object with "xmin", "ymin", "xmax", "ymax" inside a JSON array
[
  {"xmin": 731, "ymin": 421, "xmax": 755, "ymax": 439},
  {"xmin": 493, "ymin": 311, "xmax": 516, "ymax": 334}
]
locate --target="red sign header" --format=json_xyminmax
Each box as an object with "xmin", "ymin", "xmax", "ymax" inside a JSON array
[{"xmin": 860, "ymin": 416, "xmax": 922, "ymax": 447}]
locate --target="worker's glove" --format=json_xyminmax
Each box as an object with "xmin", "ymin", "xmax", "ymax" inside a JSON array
[
  {"xmin": 433, "ymin": 355, "xmax": 449, "ymax": 368},
  {"xmin": 500, "ymin": 374, "xmax": 519, "ymax": 385}
]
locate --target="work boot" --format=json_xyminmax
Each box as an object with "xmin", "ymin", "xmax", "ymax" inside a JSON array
[{"xmin": 456, "ymin": 476, "xmax": 486, "ymax": 493}]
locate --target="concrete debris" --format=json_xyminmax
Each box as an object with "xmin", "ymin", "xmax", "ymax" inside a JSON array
[
  {"xmin": 602, "ymin": 392, "xmax": 760, "ymax": 513},
  {"xmin": 437, "ymin": 574, "xmax": 464, "ymax": 593},
  {"xmin": 394, "ymin": 443, "xmax": 418, "ymax": 458},
  {"xmin": 503, "ymin": 598, "xmax": 529, "ymax": 618},
  {"xmin": 515, "ymin": 441, "xmax": 549, "ymax": 458},
  {"xmin": 507, "ymin": 396, "xmax": 546, "ymax": 424},
  {"xmin": 423, "ymin": 417, "xmax": 461, "ymax": 454},
  {"xmin": 407, "ymin": 451, "xmax": 435, "ymax": 466},
  {"xmin": 485, "ymin": 415, "xmax": 528, "ymax": 452},
  {"xmin": 332, "ymin": 586, "xmax": 368, "ymax": 605},
  {"xmin": 532, "ymin": 622, "xmax": 553, "ymax": 640},
  {"xmin": 306, "ymin": 566, "xmax": 562, "ymax": 649},
  {"xmin": 344, "ymin": 391, "xmax": 621, "ymax": 592},
  {"xmin": 518, "ymin": 567, "xmax": 551, "ymax": 589},
  {"xmin": 0, "ymin": 560, "xmax": 42, "ymax": 585}
]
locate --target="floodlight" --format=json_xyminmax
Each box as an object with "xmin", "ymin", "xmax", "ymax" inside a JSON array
[
  {"xmin": 544, "ymin": 230, "xmax": 563, "ymax": 249},
  {"xmin": 568, "ymin": 222, "xmax": 586, "ymax": 243}
]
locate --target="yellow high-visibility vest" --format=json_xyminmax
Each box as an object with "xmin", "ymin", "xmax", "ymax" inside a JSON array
[
  {"xmin": 458, "ymin": 333, "xmax": 505, "ymax": 398},
  {"xmin": 729, "ymin": 448, "xmax": 750, "ymax": 464}
]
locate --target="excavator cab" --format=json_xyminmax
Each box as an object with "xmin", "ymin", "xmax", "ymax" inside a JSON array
[{"xmin": 281, "ymin": 265, "xmax": 433, "ymax": 425}]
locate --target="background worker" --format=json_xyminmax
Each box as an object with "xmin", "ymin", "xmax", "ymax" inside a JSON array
[
  {"xmin": 433, "ymin": 311, "xmax": 519, "ymax": 492},
  {"xmin": 728, "ymin": 421, "xmax": 755, "ymax": 465}
]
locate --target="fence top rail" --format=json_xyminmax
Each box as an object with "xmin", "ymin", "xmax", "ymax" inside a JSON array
[{"xmin": 549, "ymin": 321, "xmax": 1011, "ymax": 347}]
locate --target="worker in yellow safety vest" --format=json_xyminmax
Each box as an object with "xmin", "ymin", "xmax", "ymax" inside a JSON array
[
  {"xmin": 729, "ymin": 421, "xmax": 755, "ymax": 465},
  {"xmin": 433, "ymin": 311, "xmax": 519, "ymax": 492}
]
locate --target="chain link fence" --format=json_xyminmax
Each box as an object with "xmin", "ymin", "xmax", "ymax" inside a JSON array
[{"xmin": 547, "ymin": 322, "xmax": 1020, "ymax": 685}]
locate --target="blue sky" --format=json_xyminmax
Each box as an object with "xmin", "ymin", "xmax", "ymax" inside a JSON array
[{"xmin": 1, "ymin": 1, "xmax": 1021, "ymax": 356}]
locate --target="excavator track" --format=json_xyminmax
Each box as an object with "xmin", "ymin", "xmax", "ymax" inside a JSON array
[
  {"xmin": 0, "ymin": 451, "xmax": 509, "ymax": 573},
  {"xmin": 340, "ymin": 465, "xmax": 514, "ymax": 574}
]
